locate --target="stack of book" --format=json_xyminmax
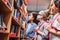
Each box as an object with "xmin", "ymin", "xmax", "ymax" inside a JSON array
[
  {"xmin": 13, "ymin": 9, "xmax": 19, "ymax": 21},
  {"xmin": 10, "ymin": 24, "xmax": 17, "ymax": 37},
  {"xmin": 0, "ymin": 15, "xmax": 7, "ymax": 32}
]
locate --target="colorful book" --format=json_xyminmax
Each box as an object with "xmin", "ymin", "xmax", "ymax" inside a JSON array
[
  {"xmin": 0, "ymin": 15, "xmax": 7, "ymax": 30},
  {"xmin": 13, "ymin": 9, "xmax": 19, "ymax": 21},
  {"xmin": 10, "ymin": 24, "xmax": 17, "ymax": 33},
  {"xmin": 16, "ymin": 11, "xmax": 19, "ymax": 20}
]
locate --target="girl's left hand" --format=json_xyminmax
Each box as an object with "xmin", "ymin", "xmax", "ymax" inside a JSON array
[{"xmin": 45, "ymin": 25, "xmax": 52, "ymax": 31}]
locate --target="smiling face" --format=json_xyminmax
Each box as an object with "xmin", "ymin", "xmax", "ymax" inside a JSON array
[
  {"xmin": 50, "ymin": 3, "xmax": 58, "ymax": 15},
  {"xmin": 54, "ymin": 0, "xmax": 60, "ymax": 12}
]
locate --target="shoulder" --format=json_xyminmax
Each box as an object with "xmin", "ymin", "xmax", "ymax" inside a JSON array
[{"xmin": 33, "ymin": 23, "xmax": 37, "ymax": 26}]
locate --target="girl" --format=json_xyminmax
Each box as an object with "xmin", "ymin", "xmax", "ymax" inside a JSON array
[
  {"xmin": 25, "ymin": 12, "xmax": 37, "ymax": 40},
  {"xmin": 34, "ymin": 9, "xmax": 50, "ymax": 40},
  {"xmin": 46, "ymin": 0, "xmax": 60, "ymax": 40}
]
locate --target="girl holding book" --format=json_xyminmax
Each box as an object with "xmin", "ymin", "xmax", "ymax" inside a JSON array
[
  {"xmin": 46, "ymin": 0, "xmax": 60, "ymax": 40},
  {"xmin": 34, "ymin": 9, "xmax": 50, "ymax": 40}
]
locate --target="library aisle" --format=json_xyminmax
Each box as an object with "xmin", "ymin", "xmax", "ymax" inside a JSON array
[
  {"xmin": 0, "ymin": 0, "xmax": 51, "ymax": 40},
  {"xmin": 0, "ymin": 0, "xmax": 60, "ymax": 40}
]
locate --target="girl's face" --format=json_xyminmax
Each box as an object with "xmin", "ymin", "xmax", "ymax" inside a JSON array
[
  {"xmin": 50, "ymin": 3, "xmax": 57, "ymax": 15},
  {"xmin": 37, "ymin": 15, "xmax": 43, "ymax": 21},
  {"xmin": 28, "ymin": 14, "xmax": 34, "ymax": 21}
]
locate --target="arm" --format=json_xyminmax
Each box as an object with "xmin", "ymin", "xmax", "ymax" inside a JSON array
[
  {"xmin": 46, "ymin": 25, "xmax": 60, "ymax": 37},
  {"xmin": 37, "ymin": 30, "xmax": 45, "ymax": 36}
]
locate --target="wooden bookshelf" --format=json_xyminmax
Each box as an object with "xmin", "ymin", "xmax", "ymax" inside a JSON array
[
  {"xmin": 0, "ymin": 0, "xmax": 28, "ymax": 40},
  {"xmin": 12, "ymin": 16, "xmax": 20, "ymax": 26},
  {"xmin": 0, "ymin": 0, "xmax": 21, "ymax": 40},
  {"xmin": 0, "ymin": 0, "xmax": 12, "ymax": 13}
]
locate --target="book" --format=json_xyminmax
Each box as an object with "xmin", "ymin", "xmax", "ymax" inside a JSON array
[
  {"xmin": 10, "ymin": 24, "xmax": 17, "ymax": 33},
  {"xmin": 14, "ymin": 9, "xmax": 17, "ymax": 19},
  {"xmin": 13, "ymin": 9, "xmax": 19, "ymax": 21},
  {"xmin": 16, "ymin": 11, "xmax": 19, "ymax": 21},
  {"xmin": 0, "ymin": 15, "xmax": 7, "ymax": 31},
  {"xmin": 0, "ymin": 15, "xmax": 3, "ymax": 27},
  {"xmin": 3, "ymin": 22, "xmax": 7, "ymax": 30},
  {"xmin": 15, "ymin": 0, "xmax": 20, "ymax": 7}
]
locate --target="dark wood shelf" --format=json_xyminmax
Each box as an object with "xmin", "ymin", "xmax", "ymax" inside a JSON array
[
  {"xmin": 12, "ymin": 16, "xmax": 20, "ymax": 26},
  {"xmin": 0, "ymin": 0, "xmax": 12, "ymax": 13},
  {"xmin": 0, "ymin": 31, "xmax": 9, "ymax": 34}
]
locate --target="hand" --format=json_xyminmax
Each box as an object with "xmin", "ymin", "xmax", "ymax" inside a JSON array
[
  {"xmin": 34, "ymin": 26, "xmax": 39, "ymax": 32},
  {"xmin": 45, "ymin": 25, "xmax": 52, "ymax": 31}
]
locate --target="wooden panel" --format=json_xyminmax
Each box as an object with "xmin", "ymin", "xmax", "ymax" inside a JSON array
[{"xmin": 0, "ymin": 0, "xmax": 12, "ymax": 13}]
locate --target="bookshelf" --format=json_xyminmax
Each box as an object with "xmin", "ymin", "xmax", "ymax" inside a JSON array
[{"xmin": 0, "ymin": 0, "xmax": 21, "ymax": 40}]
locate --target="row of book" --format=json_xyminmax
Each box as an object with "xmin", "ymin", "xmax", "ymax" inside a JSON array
[
  {"xmin": 10, "ymin": 24, "xmax": 17, "ymax": 37},
  {"xmin": 3, "ymin": 0, "xmax": 21, "ymax": 8},
  {"xmin": 15, "ymin": 0, "xmax": 20, "ymax": 7},
  {"xmin": 10, "ymin": 24, "xmax": 17, "ymax": 33},
  {"xmin": 12, "ymin": 9, "xmax": 20, "ymax": 21},
  {"xmin": 0, "ymin": 15, "xmax": 7, "ymax": 31},
  {"xmin": 9, "ymin": 0, "xmax": 21, "ymax": 37}
]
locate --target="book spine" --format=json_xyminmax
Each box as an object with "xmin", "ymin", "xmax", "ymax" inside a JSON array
[
  {"xmin": 0, "ymin": 15, "xmax": 3, "ymax": 26},
  {"xmin": 11, "ymin": 25, "xmax": 15, "ymax": 33},
  {"xmin": 14, "ymin": 9, "xmax": 17, "ymax": 19},
  {"xmin": 15, "ymin": 0, "xmax": 20, "ymax": 7},
  {"xmin": 16, "ymin": 11, "xmax": 19, "ymax": 20}
]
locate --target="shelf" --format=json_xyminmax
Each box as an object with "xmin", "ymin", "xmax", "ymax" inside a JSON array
[
  {"xmin": 0, "ymin": 0, "xmax": 12, "ymax": 13},
  {"xmin": 0, "ymin": 30, "xmax": 9, "ymax": 34},
  {"xmin": 12, "ymin": 16, "xmax": 20, "ymax": 26}
]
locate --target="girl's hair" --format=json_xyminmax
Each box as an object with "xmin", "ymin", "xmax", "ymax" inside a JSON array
[
  {"xmin": 28, "ymin": 12, "xmax": 38, "ymax": 24},
  {"xmin": 39, "ymin": 10, "xmax": 50, "ymax": 21},
  {"xmin": 54, "ymin": 0, "xmax": 60, "ymax": 12}
]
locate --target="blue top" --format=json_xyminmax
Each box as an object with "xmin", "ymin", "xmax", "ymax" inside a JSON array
[{"xmin": 26, "ymin": 22, "xmax": 37, "ymax": 38}]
